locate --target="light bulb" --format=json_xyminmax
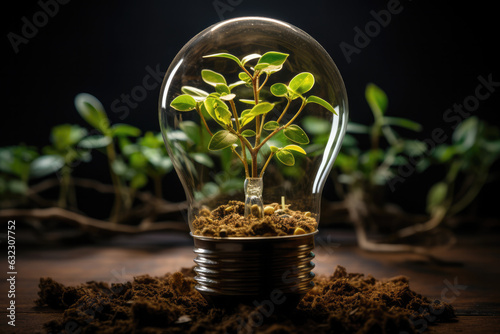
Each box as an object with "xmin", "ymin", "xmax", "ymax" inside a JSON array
[{"xmin": 159, "ymin": 17, "xmax": 348, "ymax": 307}]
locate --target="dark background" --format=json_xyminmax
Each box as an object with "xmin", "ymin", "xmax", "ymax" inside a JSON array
[{"xmin": 2, "ymin": 0, "xmax": 498, "ymax": 216}]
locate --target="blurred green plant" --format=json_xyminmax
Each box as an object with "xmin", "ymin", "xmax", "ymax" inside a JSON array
[
  {"xmin": 0, "ymin": 145, "xmax": 39, "ymax": 201},
  {"xmin": 425, "ymin": 116, "xmax": 500, "ymax": 218},
  {"xmin": 0, "ymin": 93, "xmax": 183, "ymax": 234}
]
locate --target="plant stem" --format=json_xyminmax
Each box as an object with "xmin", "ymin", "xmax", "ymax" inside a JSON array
[
  {"xmin": 196, "ymin": 105, "xmax": 213, "ymax": 136},
  {"xmin": 277, "ymin": 99, "xmax": 291, "ymax": 123},
  {"xmin": 253, "ymin": 74, "xmax": 261, "ymax": 147},
  {"xmin": 230, "ymin": 100, "xmax": 250, "ymax": 178},
  {"xmin": 255, "ymin": 99, "xmax": 308, "ymax": 152},
  {"xmin": 106, "ymin": 141, "xmax": 123, "ymax": 223},
  {"xmin": 259, "ymin": 152, "xmax": 275, "ymax": 177}
]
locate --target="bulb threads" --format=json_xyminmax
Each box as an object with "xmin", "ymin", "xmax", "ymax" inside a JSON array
[{"xmin": 192, "ymin": 232, "xmax": 317, "ymax": 309}]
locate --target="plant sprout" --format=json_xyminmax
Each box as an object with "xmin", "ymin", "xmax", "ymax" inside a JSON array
[{"xmin": 170, "ymin": 51, "xmax": 337, "ymax": 181}]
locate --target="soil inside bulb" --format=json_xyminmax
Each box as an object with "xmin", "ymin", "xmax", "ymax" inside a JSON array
[
  {"xmin": 38, "ymin": 265, "xmax": 456, "ymax": 334},
  {"xmin": 192, "ymin": 200, "xmax": 318, "ymax": 237}
]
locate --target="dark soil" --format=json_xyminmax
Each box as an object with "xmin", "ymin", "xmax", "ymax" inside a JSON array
[
  {"xmin": 192, "ymin": 201, "xmax": 317, "ymax": 237},
  {"xmin": 37, "ymin": 266, "xmax": 455, "ymax": 334}
]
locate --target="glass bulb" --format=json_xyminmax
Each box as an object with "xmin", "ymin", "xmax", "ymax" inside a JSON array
[{"xmin": 159, "ymin": 17, "xmax": 348, "ymax": 307}]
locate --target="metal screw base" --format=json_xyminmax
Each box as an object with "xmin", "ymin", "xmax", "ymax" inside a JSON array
[{"xmin": 192, "ymin": 232, "xmax": 317, "ymax": 310}]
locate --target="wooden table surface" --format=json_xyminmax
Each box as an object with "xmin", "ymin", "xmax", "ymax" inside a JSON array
[{"xmin": 1, "ymin": 229, "xmax": 499, "ymax": 333}]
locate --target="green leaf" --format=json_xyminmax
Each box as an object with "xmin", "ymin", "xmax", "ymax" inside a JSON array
[
  {"xmin": 257, "ymin": 52, "xmax": 289, "ymax": 67},
  {"xmin": 241, "ymin": 53, "xmax": 261, "ymax": 65},
  {"xmin": 201, "ymin": 69, "xmax": 227, "ymax": 87},
  {"xmin": 306, "ymin": 95, "xmax": 336, "ymax": 114},
  {"xmin": 365, "ymin": 83, "xmax": 388, "ymax": 115},
  {"xmin": 215, "ymin": 83, "xmax": 231, "ymax": 95},
  {"xmin": 239, "ymin": 99, "xmax": 261, "ymax": 105},
  {"xmin": 246, "ymin": 102, "xmax": 274, "ymax": 117},
  {"xmin": 130, "ymin": 173, "xmax": 148, "ymax": 189},
  {"xmin": 289, "ymin": 72, "xmax": 315, "ymax": 95},
  {"xmin": 228, "ymin": 81, "xmax": 245, "ymax": 90},
  {"xmin": 384, "ymin": 117, "xmax": 422, "ymax": 132},
  {"xmin": 452, "ymin": 116, "xmax": 478, "ymax": 150},
  {"xmin": 51, "ymin": 124, "xmax": 88, "ymax": 150},
  {"xmin": 241, "ymin": 129, "xmax": 256, "ymax": 137},
  {"xmin": 208, "ymin": 130, "xmax": 238, "ymax": 151},
  {"xmin": 283, "ymin": 125, "xmax": 310, "ymax": 145},
  {"xmin": 283, "ymin": 145, "xmax": 306, "ymax": 155},
  {"xmin": 30, "ymin": 155, "xmax": 65, "ymax": 178},
  {"xmin": 220, "ymin": 93, "xmax": 236, "ymax": 101},
  {"xmin": 238, "ymin": 72, "xmax": 252, "ymax": 84},
  {"xmin": 270, "ymin": 83, "xmax": 288, "ymax": 97},
  {"xmin": 276, "ymin": 149, "xmax": 295, "ymax": 166},
  {"xmin": 263, "ymin": 121, "xmax": 280, "ymax": 131},
  {"xmin": 111, "ymin": 124, "xmax": 141, "ymax": 137},
  {"xmin": 347, "ymin": 122, "xmax": 370, "ymax": 134},
  {"xmin": 181, "ymin": 86, "xmax": 209, "ymax": 102},
  {"xmin": 302, "ymin": 116, "xmax": 330, "ymax": 135},
  {"xmin": 426, "ymin": 182, "xmax": 448, "ymax": 214},
  {"xmin": 74, "ymin": 93, "xmax": 110, "ymax": 133},
  {"xmin": 203, "ymin": 53, "xmax": 241, "ymax": 66},
  {"xmin": 270, "ymin": 146, "xmax": 279, "ymax": 153},
  {"xmin": 171, "ymin": 94, "xmax": 197, "ymax": 111},
  {"xmin": 204, "ymin": 97, "xmax": 232, "ymax": 126},
  {"xmin": 78, "ymin": 135, "xmax": 112, "ymax": 149},
  {"xmin": 190, "ymin": 153, "xmax": 214, "ymax": 168}
]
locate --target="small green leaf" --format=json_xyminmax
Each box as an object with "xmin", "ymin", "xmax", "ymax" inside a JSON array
[
  {"xmin": 51, "ymin": 124, "xmax": 88, "ymax": 150},
  {"xmin": 111, "ymin": 124, "xmax": 141, "ymax": 137},
  {"xmin": 306, "ymin": 95, "xmax": 336, "ymax": 114},
  {"xmin": 181, "ymin": 86, "xmax": 209, "ymax": 101},
  {"xmin": 289, "ymin": 72, "xmax": 315, "ymax": 95},
  {"xmin": 270, "ymin": 83, "xmax": 288, "ymax": 97},
  {"xmin": 171, "ymin": 94, "xmax": 197, "ymax": 111},
  {"xmin": 228, "ymin": 81, "xmax": 245, "ymax": 90},
  {"xmin": 241, "ymin": 129, "xmax": 256, "ymax": 137},
  {"xmin": 238, "ymin": 72, "xmax": 252, "ymax": 84},
  {"xmin": 247, "ymin": 102, "xmax": 274, "ymax": 117},
  {"xmin": 347, "ymin": 122, "xmax": 370, "ymax": 134},
  {"xmin": 384, "ymin": 117, "xmax": 422, "ymax": 132},
  {"xmin": 239, "ymin": 99, "xmax": 260, "ymax": 105},
  {"xmin": 190, "ymin": 153, "xmax": 214, "ymax": 168},
  {"xmin": 201, "ymin": 69, "xmax": 227, "ymax": 87},
  {"xmin": 302, "ymin": 116, "xmax": 330, "ymax": 135},
  {"xmin": 283, "ymin": 125, "xmax": 310, "ymax": 145},
  {"xmin": 203, "ymin": 53, "xmax": 241, "ymax": 66},
  {"xmin": 270, "ymin": 146, "xmax": 279, "ymax": 153},
  {"xmin": 78, "ymin": 135, "xmax": 112, "ymax": 149},
  {"xmin": 257, "ymin": 52, "xmax": 289, "ymax": 67},
  {"xmin": 241, "ymin": 53, "xmax": 261, "ymax": 65},
  {"xmin": 365, "ymin": 83, "xmax": 388, "ymax": 115},
  {"xmin": 220, "ymin": 93, "xmax": 236, "ymax": 101},
  {"xmin": 276, "ymin": 149, "xmax": 295, "ymax": 166},
  {"xmin": 130, "ymin": 173, "xmax": 148, "ymax": 189},
  {"xmin": 283, "ymin": 145, "xmax": 306, "ymax": 155},
  {"xmin": 30, "ymin": 155, "xmax": 65, "ymax": 178},
  {"xmin": 74, "ymin": 93, "xmax": 110, "ymax": 133},
  {"xmin": 208, "ymin": 130, "xmax": 238, "ymax": 151},
  {"xmin": 263, "ymin": 121, "xmax": 280, "ymax": 131},
  {"xmin": 426, "ymin": 182, "xmax": 448, "ymax": 214},
  {"xmin": 215, "ymin": 83, "xmax": 231, "ymax": 95}
]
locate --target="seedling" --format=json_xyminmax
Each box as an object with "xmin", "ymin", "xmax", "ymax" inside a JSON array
[{"xmin": 170, "ymin": 51, "xmax": 337, "ymax": 203}]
